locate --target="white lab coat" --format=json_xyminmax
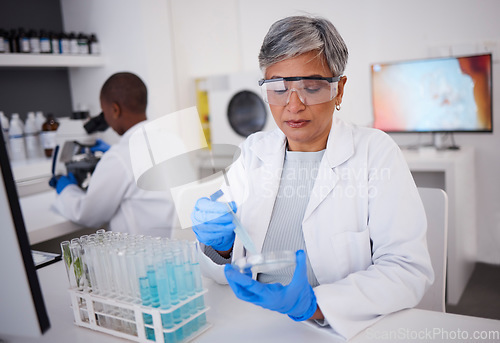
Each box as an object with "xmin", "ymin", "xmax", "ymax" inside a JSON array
[
  {"xmin": 199, "ymin": 117, "xmax": 434, "ymax": 340},
  {"xmin": 52, "ymin": 122, "xmax": 177, "ymax": 237}
]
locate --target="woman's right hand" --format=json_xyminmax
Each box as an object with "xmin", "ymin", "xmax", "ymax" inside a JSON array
[{"xmin": 190, "ymin": 197, "xmax": 237, "ymax": 251}]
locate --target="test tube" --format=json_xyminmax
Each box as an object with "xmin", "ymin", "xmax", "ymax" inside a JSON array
[
  {"xmin": 145, "ymin": 242, "xmax": 160, "ymax": 309},
  {"xmin": 173, "ymin": 245, "xmax": 188, "ymax": 342},
  {"xmin": 181, "ymin": 241, "xmax": 197, "ymax": 337},
  {"xmin": 126, "ymin": 247, "xmax": 141, "ymax": 304},
  {"xmin": 180, "ymin": 241, "xmax": 196, "ymax": 328},
  {"xmin": 101, "ymin": 241, "xmax": 117, "ymax": 296},
  {"xmin": 60, "ymin": 241, "xmax": 76, "ymax": 288},
  {"xmin": 189, "ymin": 241, "xmax": 206, "ymax": 327},
  {"xmin": 70, "ymin": 241, "xmax": 85, "ymax": 289},
  {"xmin": 135, "ymin": 247, "xmax": 155, "ymax": 340},
  {"xmin": 162, "ymin": 246, "xmax": 178, "ymax": 329},
  {"xmin": 155, "ymin": 248, "xmax": 177, "ymax": 343},
  {"xmin": 110, "ymin": 247, "xmax": 125, "ymax": 298},
  {"xmin": 93, "ymin": 242, "xmax": 109, "ymax": 295},
  {"xmin": 82, "ymin": 240, "xmax": 98, "ymax": 293}
]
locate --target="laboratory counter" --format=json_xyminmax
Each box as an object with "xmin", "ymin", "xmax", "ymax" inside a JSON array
[
  {"xmin": 20, "ymin": 190, "xmax": 85, "ymax": 245},
  {"xmin": 3, "ymin": 261, "xmax": 500, "ymax": 343}
]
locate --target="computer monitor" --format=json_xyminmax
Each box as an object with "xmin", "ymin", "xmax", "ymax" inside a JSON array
[
  {"xmin": 371, "ymin": 53, "xmax": 492, "ymax": 133},
  {"xmin": 0, "ymin": 127, "xmax": 50, "ymax": 337}
]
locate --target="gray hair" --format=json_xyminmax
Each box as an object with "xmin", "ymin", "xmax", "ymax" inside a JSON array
[{"xmin": 258, "ymin": 16, "xmax": 348, "ymax": 77}]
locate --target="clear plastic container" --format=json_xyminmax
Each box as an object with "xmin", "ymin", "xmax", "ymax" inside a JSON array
[{"xmin": 232, "ymin": 250, "xmax": 296, "ymax": 274}]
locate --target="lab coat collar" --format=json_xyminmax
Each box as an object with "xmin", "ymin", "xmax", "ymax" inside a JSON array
[
  {"xmin": 120, "ymin": 120, "xmax": 147, "ymax": 143},
  {"xmin": 250, "ymin": 128, "xmax": 287, "ymax": 163},
  {"xmin": 250, "ymin": 116, "xmax": 354, "ymax": 167},
  {"xmin": 325, "ymin": 116, "xmax": 355, "ymax": 168}
]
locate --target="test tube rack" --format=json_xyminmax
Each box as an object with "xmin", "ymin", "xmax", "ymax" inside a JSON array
[{"xmin": 68, "ymin": 288, "xmax": 212, "ymax": 343}]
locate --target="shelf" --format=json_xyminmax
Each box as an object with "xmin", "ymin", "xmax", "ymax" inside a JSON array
[{"xmin": 0, "ymin": 53, "xmax": 105, "ymax": 67}]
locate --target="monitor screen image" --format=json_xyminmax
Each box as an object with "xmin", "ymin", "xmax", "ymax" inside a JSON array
[{"xmin": 371, "ymin": 54, "xmax": 492, "ymax": 133}]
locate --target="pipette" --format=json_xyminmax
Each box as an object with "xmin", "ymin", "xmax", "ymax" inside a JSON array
[{"xmin": 210, "ymin": 189, "xmax": 257, "ymax": 255}]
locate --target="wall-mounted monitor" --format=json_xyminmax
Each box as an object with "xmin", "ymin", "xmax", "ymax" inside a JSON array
[{"xmin": 371, "ymin": 53, "xmax": 492, "ymax": 133}]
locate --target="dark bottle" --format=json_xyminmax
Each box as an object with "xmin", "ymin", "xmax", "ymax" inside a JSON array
[
  {"xmin": 9, "ymin": 29, "xmax": 18, "ymax": 52},
  {"xmin": 18, "ymin": 28, "xmax": 30, "ymax": 53},
  {"xmin": 88, "ymin": 34, "xmax": 100, "ymax": 55},
  {"xmin": 40, "ymin": 114, "xmax": 59, "ymax": 158},
  {"xmin": 40, "ymin": 30, "xmax": 51, "ymax": 53}
]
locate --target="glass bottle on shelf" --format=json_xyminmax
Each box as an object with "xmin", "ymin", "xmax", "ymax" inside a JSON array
[
  {"xmin": 60, "ymin": 32, "xmax": 70, "ymax": 54},
  {"xmin": 9, "ymin": 29, "xmax": 18, "ymax": 52},
  {"xmin": 77, "ymin": 33, "xmax": 88, "ymax": 54},
  {"xmin": 18, "ymin": 28, "xmax": 30, "ymax": 53},
  {"xmin": 89, "ymin": 34, "xmax": 100, "ymax": 55},
  {"xmin": 0, "ymin": 111, "xmax": 10, "ymax": 157},
  {"xmin": 0, "ymin": 29, "xmax": 5, "ymax": 53},
  {"xmin": 40, "ymin": 30, "xmax": 51, "ymax": 53},
  {"xmin": 2, "ymin": 30, "xmax": 10, "ymax": 53},
  {"xmin": 35, "ymin": 111, "xmax": 46, "ymax": 131},
  {"xmin": 40, "ymin": 113, "xmax": 59, "ymax": 158},
  {"xmin": 8, "ymin": 113, "xmax": 26, "ymax": 161},
  {"xmin": 68, "ymin": 32, "xmax": 79, "ymax": 54},
  {"xmin": 49, "ymin": 31, "xmax": 60, "ymax": 54},
  {"xmin": 29, "ymin": 29, "xmax": 41, "ymax": 53}
]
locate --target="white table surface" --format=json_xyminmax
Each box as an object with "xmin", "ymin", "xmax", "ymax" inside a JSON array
[
  {"xmin": 2, "ymin": 261, "xmax": 499, "ymax": 343},
  {"xmin": 19, "ymin": 190, "xmax": 83, "ymax": 245}
]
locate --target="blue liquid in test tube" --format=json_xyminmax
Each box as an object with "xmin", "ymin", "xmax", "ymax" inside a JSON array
[
  {"xmin": 188, "ymin": 241, "xmax": 206, "ymax": 328},
  {"xmin": 173, "ymin": 248, "xmax": 187, "ymax": 341},
  {"xmin": 138, "ymin": 276, "xmax": 155, "ymax": 340},
  {"xmin": 147, "ymin": 267, "xmax": 159, "ymax": 308},
  {"xmin": 155, "ymin": 251, "xmax": 175, "ymax": 342},
  {"xmin": 136, "ymin": 249, "xmax": 155, "ymax": 341}
]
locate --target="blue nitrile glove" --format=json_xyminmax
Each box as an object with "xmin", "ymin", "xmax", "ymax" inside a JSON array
[
  {"xmin": 55, "ymin": 172, "xmax": 78, "ymax": 194},
  {"xmin": 191, "ymin": 197, "xmax": 237, "ymax": 251},
  {"xmin": 224, "ymin": 250, "xmax": 317, "ymax": 321},
  {"xmin": 48, "ymin": 175, "xmax": 60, "ymax": 189},
  {"xmin": 90, "ymin": 139, "xmax": 110, "ymax": 153}
]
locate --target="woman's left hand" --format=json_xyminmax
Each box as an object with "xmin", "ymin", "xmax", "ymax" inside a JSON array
[{"xmin": 224, "ymin": 250, "xmax": 317, "ymax": 321}]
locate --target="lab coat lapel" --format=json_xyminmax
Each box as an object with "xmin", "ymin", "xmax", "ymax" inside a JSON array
[
  {"xmin": 248, "ymin": 130, "xmax": 286, "ymax": 252},
  {"xmin": 303, "ymin": 118, "xmax": 354, "ymax": 221}
]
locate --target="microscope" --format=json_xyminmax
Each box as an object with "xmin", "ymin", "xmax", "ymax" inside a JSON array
[{"xmin": 52, "ymin": 112, "xmax": 109, "ymax": 190}]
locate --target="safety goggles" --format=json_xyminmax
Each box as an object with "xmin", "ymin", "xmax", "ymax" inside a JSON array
[{"xmin": 258, "ymin": 76, "xmax": 341, "ymax": 106}]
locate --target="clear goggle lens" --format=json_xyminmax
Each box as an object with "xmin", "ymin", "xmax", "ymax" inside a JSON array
[{"xmin": 259, "ymin": 77, "xmax": 340, "ymax": 106}]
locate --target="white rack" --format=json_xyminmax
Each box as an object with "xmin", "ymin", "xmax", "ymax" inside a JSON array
[{"xmin": 69, "ymin": 288, "xmax": 211, "ymax": 343}]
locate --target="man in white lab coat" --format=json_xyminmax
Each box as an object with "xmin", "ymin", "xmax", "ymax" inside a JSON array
[
  {"xmin": 191, "ymin": 16, "xmax": 434, "ymax": 340},
  {"xmin": 52, "ymin": 72, "xmax": 176, "ymax": 237}
]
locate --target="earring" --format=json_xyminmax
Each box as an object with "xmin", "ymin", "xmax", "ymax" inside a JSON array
[{"xmin": 335, "ymin": 103, "xmax": 342, "ymax": 111}]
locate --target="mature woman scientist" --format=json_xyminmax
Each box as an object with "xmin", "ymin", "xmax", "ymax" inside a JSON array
[{"xmin": 191, "ymin": 15, "xmax": 434, "ymax": 340}]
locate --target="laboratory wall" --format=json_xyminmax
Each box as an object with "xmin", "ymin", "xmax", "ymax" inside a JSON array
[
  {"xmin": 168, "ymin": 0, "xmax": 500, "ymax": 264},
  {"xmin": 60, "ymin": 0, "xmax": 178, "ymax": 120},
  {"xmin": 169, "ymin": 0, "xmax": 242, "ymax": 110}
]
